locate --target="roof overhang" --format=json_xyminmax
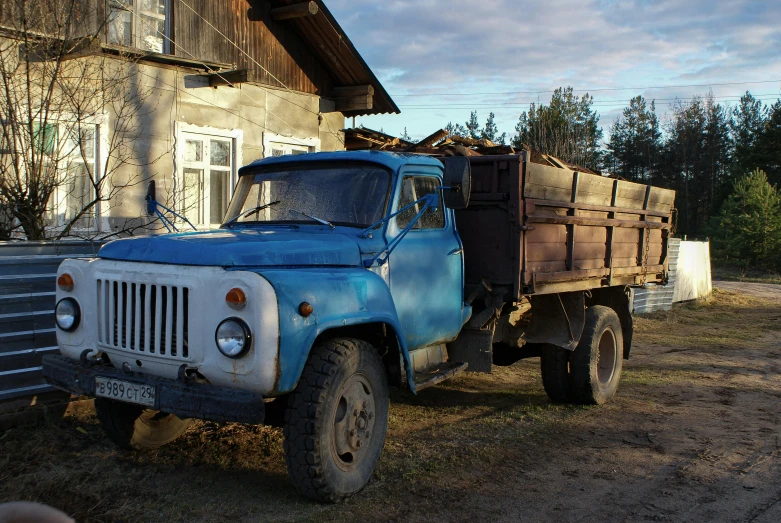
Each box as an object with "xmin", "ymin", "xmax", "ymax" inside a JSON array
[{"xmin": 269, "ymin": 0, "xmax": 399, "ymax": 117}]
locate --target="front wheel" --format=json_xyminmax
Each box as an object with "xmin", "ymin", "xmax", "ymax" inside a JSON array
[
  {"xmin": 570, "ymin": 306, "xmax": 624, "ymax": 405},
  {"xmin": 283, "ymin": 338, "xmax": 389, "ymax": 503},
  {"xmin": 94, "ymin": 398, "xmax": 192, "ymax": 450}
]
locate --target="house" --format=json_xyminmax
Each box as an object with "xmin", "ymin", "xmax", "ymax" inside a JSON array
[{"xmin": 0, "ymin": 0, "xmax": 398, "ymax": 236}]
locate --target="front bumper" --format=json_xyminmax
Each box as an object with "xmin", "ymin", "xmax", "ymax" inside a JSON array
[{"xmin": 42, "ymin": 354, "xmax": 266, "ymax": 424}]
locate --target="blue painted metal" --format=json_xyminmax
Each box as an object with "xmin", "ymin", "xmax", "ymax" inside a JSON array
[
  {"xmin": 98, "ymin": 227, "xmax": 363, "ymax": 268},
  {"xmin": 255, "ymin": 268, "xmax": 416, "ymax": 393},
  {"xmin": 384, "ymin": 167, "xmax": 470, "ymax": 350}
]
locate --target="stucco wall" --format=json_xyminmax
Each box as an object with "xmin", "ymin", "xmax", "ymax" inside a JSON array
[{"xmin": 100, "ymin": 61, "xmax": 344, "ymax": 234}]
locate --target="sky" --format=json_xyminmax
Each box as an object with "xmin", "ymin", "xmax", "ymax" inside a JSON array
[{"xmin": 326, "ymin": 0, "xmax": 781, "ymax": 143}]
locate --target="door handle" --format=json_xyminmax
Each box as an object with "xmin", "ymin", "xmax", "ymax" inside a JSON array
[{"xmin": 448, "ymin": 247, "xmax": 463, "ymax": 256}]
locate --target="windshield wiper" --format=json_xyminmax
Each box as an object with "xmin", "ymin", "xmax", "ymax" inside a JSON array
[
  {"xmin": 290, "ymin": 209, "xmax": 335, "ymax": 229},
  {"xmin": 223, "ymin": 200, "xmax": 281, "ymax": 228}
]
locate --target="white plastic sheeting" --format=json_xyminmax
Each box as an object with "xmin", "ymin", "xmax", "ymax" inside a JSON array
[{"xmin": 672, "ymin": 240, "xmax": 713, "ymax": 303}]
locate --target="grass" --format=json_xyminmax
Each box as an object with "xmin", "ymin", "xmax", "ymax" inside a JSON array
[{"xmin": 1, "ymin": 289, "xmax": 780, "ymax": 522}]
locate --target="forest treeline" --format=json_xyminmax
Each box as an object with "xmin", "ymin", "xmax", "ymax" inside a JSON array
[{"xmin": 442, "ymin": 88, "xmax": 781, "ymax": 269}]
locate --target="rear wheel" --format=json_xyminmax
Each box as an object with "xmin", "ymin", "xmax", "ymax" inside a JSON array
[
  {"xmin": 284, "ymin": 337, "xmax": 389, "ymax": 503},
  {"xmin": 94, "ymin": 398, "xmax": 192, "ymax": 450},
  {"xmin": 570, "ymin": 306, "xmax": 623, "ymax": 405},
  {"xmin": 540, "ymin": 343, "xmax": 572, "ymax": 402}
]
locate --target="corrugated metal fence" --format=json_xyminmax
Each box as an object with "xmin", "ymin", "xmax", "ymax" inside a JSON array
[
  {"xmin": 0, "ymin": 242, "xmax": 103, "ymax": 402},
  {"xmin": 631, "ymin": 238, "xmax": 681, "ymax": 314}
]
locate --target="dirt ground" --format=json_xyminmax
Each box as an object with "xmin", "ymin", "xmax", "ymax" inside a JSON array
[{"xmin": 1, "ymin": 288, "xmax": 780, "ymax": 522}]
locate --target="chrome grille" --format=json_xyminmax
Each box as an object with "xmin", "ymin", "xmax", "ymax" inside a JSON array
[{"xmin": 97, "ymin": 279, "xmax": 190, "ymax": 359}]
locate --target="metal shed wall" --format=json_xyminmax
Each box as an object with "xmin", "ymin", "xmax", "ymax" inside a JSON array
[{"xmin": 0, "ymin": 242, "xmax": 102, "ymax": 403}]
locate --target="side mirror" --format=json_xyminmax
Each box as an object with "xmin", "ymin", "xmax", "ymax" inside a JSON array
[
  {"xmin": 441, "ymin": 156, "xmax": 471, "ymax": 209},
  {"xmin": 146, "ymin": 180, "xmax": 156, "ymax": 215}
]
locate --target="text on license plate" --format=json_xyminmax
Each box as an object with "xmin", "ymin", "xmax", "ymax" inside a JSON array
[{"xmin": 95, "ymin": 377, "xmax": 156, "ymax": 407}]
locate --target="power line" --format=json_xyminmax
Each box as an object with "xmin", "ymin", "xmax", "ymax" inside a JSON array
[{"xmin": 391, "ymin": 79, "xmax": 781, "ymax": 97}]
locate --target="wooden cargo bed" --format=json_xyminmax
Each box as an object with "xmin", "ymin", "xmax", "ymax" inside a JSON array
[{"xmin": 454, "ymin": 152, "xmax": 676, "ymax": 298}]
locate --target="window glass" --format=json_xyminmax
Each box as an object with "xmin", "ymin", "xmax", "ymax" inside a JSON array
[
  {"xmin": 226, "ymin": 165, "xmax": 391, "ymax": 227},
  {"xmin": 396, "ymin": 176, "xmax": 444, "ymax": 230},
  {"xmin": 210, "ymin": 139, "xmax": 231, "ymax": 167},
  {"xmin": 184, "ymin": 139, "xmax": 202, "ymax": 162},
  {"xmin": 108, "ymin": 0, "xmax": 167, "ymax": 53}
]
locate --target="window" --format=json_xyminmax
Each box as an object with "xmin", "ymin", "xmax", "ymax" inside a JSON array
[
  {"xmin": 263, "ymin": 133, "xmax": 319, "ymax": 159},
  {"xmin": 268, "ymin": 142, "xmax": 313, "ymax": 157},
  {"xmin": 396, "ymin": 176, "xmax": 444, "ymax": 230},
  {"xmin": 108, "ymin": 0, "xmax": 169, "ymax": 54},
  {"xmin": 49, "ymin": 122, "xmax": 102, "ymax": 231},
  {"xmin": 179, "ymin": 129, "xmax": 240, "ymax": 228}
]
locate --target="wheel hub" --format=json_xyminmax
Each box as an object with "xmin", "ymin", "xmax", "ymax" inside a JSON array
[{"xmin": 332, "ymin": 375, "xmax": 375, "ymax": 466}]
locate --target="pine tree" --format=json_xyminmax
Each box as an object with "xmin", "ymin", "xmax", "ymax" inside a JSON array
[
  {"xmin": 714, "ymin": 169, "xmax": 781, "ymax": 269},
  {"xmin": 400, "ymin": 127, "xmax": 412, "ymax": 142},
  {"xmin": 755, "ymin": 99, "xmax": 781, "ymax": 187},
  {"xmin": 465, "ymin": 111, "xmax": 481, "ymax": 140},
  {"xmin": 482, "ymin": 112, "xmax": 498, "ymax": 143},
  {"xmin": 605, "ymin": 96, "xmax": 661, "ymax": 183},
  {"xmin": 730, "ymin": 92, "xmax": 767, "ymax": 177},
  {"xmin": 511, "ymin": 87, "xmax": 602, "ymax": 169}
]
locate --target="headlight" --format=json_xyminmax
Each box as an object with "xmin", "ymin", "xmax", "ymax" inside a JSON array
[
  {"xmin": 55, "ymin": 298, "xmax": 81, "ymax": 332},
  {"xmin": 215, "ymin": 318, "xmax": 252, "ymax": 358}
]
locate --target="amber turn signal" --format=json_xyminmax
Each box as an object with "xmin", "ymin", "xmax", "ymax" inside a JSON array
[
  {"xmin": 298, "ymin": 302, "xmax": 314, "ymax": 317},
  {"xmin": 225, "ymin": 288, "xmax": 247, "ymax": 309},
  {"xmin": 57, "ymin": 273, "xmax": 74, "ymax": 292}
]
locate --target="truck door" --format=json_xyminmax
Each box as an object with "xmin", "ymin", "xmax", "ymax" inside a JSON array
[{"xmin": 387, "ymin": 172, "xmax": 466, "ymax": 350}]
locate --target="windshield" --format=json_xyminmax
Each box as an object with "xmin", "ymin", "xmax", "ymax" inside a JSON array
[{"xmin": 223, "ymin": 163, "xmax": 391, "ymax": 228}]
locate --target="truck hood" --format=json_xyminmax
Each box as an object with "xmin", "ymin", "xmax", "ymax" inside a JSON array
[{"xmin": 97, "ymin": 228, "xmax": 363, "ymax": 267}]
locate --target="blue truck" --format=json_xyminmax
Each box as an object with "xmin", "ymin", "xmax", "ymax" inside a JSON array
[{"xmin": 43, "ymin": 150, "xmax": 675, "ymax": 501}]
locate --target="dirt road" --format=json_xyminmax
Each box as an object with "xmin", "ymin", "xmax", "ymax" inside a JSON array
[
  {"xmin": 1, "ymin": 289, "xmax": 780, "ymax": 522},
  {"xmin": 714, "ymin": 280, "xmax": 781, "ymax": 301}
]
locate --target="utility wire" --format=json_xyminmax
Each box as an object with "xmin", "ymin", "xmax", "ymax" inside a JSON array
[{"xmin": 391, "ymin": 79, "xmax": 781, "ymax": 97}]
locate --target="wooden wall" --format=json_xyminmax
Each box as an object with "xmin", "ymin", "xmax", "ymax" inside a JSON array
[{"xmin": 174, "ymin": 0, "xmax": 333, "ymax": 95}]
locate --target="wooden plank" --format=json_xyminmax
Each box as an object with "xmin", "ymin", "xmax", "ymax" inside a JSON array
[
  {"xmin": 335, "ymin": 94, "xmax": 373, "ymax": 112},
  {"xmin": 407, "ymin": 129, "xmax": 449, "ymax": 150},
  {"xmin": 525, "ymin": 198, "xmax": 671, "ymax": 219},
  {"xmin": 333, "ymin": 85, "xmax": 374, "ymax": 97},
  {"xmin": 271, "ymin": 1, "xmax": 319, "ymax": 21},
  {"xmin": 524, "ymin": 164, "xmax": 575, "ymax": 199},
  {"xmin": 526, "ymin": 214, "xmax": 671, "ymax": 230}
]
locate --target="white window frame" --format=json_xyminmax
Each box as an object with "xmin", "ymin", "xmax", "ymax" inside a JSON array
[
  {"xmin": 108, "ymin": 0, "xmax": 172, "ymax": 54},
  {"xmin": 263, "ymin": 132, "xmax": 320, "ymax": 158},
  {"xmin": 175, "ymin": 123, "xmax": 243, "ymax": 230}
]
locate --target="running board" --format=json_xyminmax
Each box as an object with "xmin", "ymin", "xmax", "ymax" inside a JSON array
[{"xmin": 413, "ymin": 361, "xmax": 469, "ymax": 391}]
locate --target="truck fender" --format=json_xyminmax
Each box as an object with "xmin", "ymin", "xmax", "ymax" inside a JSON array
[{"xmin": 254, "ymin": 268, "xmax": 417, "ymax": 395}]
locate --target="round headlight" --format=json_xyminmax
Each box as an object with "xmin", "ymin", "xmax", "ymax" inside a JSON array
[
  {"xmin": 55, "ymin": 298, "xmax": 81, "ymax": 332},
  {"xmin": 215, "ymin": 318, "xmax": 251, "ymax": 358}
]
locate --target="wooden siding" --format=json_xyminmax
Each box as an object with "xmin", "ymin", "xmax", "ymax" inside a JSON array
[{"xmin": 174, "ymin": 0, "xmax": 333, "ymax": 95}]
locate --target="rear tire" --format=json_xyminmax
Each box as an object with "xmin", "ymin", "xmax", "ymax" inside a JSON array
[
  {"xmin": 284, "ymin": 337, "xmax": 389, "ymax": 503},
  {"xmin": 540, "ymin": 343, "xmax": 572, "ymax": 402},
  {"xmin": 95, "ymin": 398, "xmax": 192, "ymax": 450},
  {"xmin": 570, "ymin": 306, "xmax": 623, "ymax": 405}
]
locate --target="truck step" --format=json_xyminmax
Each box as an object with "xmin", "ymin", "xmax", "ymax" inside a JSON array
[{"xmin": 413, "ymin": 361, "xmax": 469, "ymax": 391}]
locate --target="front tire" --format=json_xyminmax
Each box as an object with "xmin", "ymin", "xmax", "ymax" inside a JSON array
[
  {"xmin": 94, "ymin": 398, "xmax": 192, "ymax": 450},
  {"xmin": 570, "ymin": 306, "xmax": 623, "ymax": 405},
  {"xmin": 283, "ymin": 337, "xmax": 389, "ymax": 503}
]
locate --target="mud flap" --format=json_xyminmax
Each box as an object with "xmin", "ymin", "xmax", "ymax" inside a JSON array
[{"xmin": 522, "ymin": 292, "xmax": 585, "ymax": 351}]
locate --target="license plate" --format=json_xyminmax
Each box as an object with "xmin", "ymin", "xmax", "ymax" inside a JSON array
[{"xmin": 95, "ymin": 377, "xmax": 156, "ymax": 407}]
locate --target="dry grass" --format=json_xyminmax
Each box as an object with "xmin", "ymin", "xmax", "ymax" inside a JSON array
[{"xmin": 2, "ymin": 288, "xmax": 780, "ymax": 522}]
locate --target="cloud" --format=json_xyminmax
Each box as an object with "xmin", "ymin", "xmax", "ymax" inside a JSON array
[{"xmin": 326, "ymin": 0, "xmax": 781, "ymax": 137}]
